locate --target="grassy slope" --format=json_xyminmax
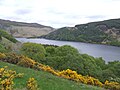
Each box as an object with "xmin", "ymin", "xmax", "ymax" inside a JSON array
[
  {"xmin": 0, "ymin": 61, "xmax": 105, "ymax": 90},
  {"xmin": 0, "ymin": 37, "xmax": 22, "ymax": 52},
  {"xmin": 0, "ymin": 29, "xmax": 18, "ymax": 43}
]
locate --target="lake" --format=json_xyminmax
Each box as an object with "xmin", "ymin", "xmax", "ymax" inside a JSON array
[{"xmin": 16, "ymin": 38, "xmax": 120, "ymax": 62}]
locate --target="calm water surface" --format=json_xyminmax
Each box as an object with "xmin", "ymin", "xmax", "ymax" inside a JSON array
[{"xmin": 16, "ymin": 38, "xmax": 120, "ymax": 62}]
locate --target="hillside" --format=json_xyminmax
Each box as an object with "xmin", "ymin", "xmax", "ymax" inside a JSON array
[
  {"xmin": 0, "ymin": 62, "xmax": 105, "ymax": 90},
  {"xmin": 42, "ymin": 18, "xmax": 120, "ymax": 46},
  {"xmin": 0, "ymin": 19, "xmax": 55, "ymax": 37},
  {"xmin": 0, "ymin": 29, "xmax": 18, "ymax": 43},
  {"xmin": 0, "ymin": 29, "xmax": 22, "ymax": 52}
]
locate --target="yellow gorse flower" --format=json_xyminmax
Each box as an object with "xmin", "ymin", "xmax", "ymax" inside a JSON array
[
  {"xmin": 27, "ymin": 77, "xmax": 38, "ymax": 90},
  {"xmin": 0, "ymin": 66, "xmax": 24, "ymax": 90}
]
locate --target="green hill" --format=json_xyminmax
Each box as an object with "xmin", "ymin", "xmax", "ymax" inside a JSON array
[
  {"xmin": 0, "ymin": 29, "xmax": 17, "ymax": 43},
  {"xmin": 0, "ymin": 61, "xmax": 105, "ymax": 90},
  {"xmin": 42, "ymin": 18, "xmax": 120, "ymax": 46},
  {"xmin": 0, "ymin": 29, "xmax": 21, "ymax": 52}
]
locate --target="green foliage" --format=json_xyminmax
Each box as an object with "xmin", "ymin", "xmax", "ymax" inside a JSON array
[
  {"xmin": 44, "ymin": 45, "xmax": 120, "ymax": 83},
  {"xmin": 45, "ymin": 45, "xmax": 80, "ymax": 70},
  {"xmin": 0, "ymin": 29, "xmax": 18, "ymax": 43},
  {"xmin": 107, "ymin": 61, "xmax": 120, "ymax": 78},
  {"xmin": 0, "ymin": 44, "xmax": 7, "ymax": 53},
  {"xmin": 95, "ymin": 57, "xmax": 106, "ymax": 70},
  {"xmin": 0, "ymin": 35, "xmax": 1, "ymax": 40},
  {"xmin": 20, "ymin": 42, "xmax": 46, "ymax": 63},
  {"xmin": 45, "ymin": 46, "xmax": 56, "ymax": 56},
  {"xmin": 56, "ymin": 45, "xmax": 79, "ymax": 56},
  {"xmin": 107, "ymin": 40, "xmax": 120, "ymax": 46},
  {"xmin": 44, "ymin": 45, "xmax": 103, "ymax": 80}
]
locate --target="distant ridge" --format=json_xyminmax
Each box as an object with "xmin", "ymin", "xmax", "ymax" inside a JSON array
[
  {"xmin": 0, "ymin": 19, "xmax": 55, "ymax": 37},
  {"xmin": 0, "ymin": 19, "xmax": 52, "ymax": 28}
]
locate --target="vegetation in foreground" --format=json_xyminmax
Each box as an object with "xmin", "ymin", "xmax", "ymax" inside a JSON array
[
  {"xmin": 0, "ymin": 52, "xmax": 120, "ymax": 90},
  {"xmin": 20, "ymin": 43, "xmax": 120, "ymax": 83},
  {"xmin": 0, "ymin": 61, "xmax": 105, "ymax": 90},
  {"xmin": 0, "ymin": 30, "xmax": 120, "ymax": 90}
]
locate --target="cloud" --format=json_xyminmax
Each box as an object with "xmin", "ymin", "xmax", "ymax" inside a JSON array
[
  {"xmin": 46, "ymin": 8, "xmax": 62, "ymax": 14},
  {"xmin": 86, "ymin": 15, "xmax": 106, "ymax": 19},
  {"xmin": 0, "ymin": 0, "xmax": 3, "ymax": 5},
  {"xmin": 3, "ymin": 16, "xmax": 22, "ymax": 21},
  {"xmin": 0, "ymin": 0, "xmax": 120, "ymax": 28},
  {"xmin": 15, "ymin": 9, "xmax": 32, "ymax": 15}
]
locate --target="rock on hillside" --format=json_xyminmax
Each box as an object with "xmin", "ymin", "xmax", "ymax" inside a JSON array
[{"xmin": 0, "ymin": 19, "xmax": 55, "ymax": 37}]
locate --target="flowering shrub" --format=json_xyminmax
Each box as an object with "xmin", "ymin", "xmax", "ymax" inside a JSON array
[
  {"xmin": 104, "ymin": 80, "xmax": 120, "ymax": 90},
  {"xmin": 0, "ymin": 53, "xmax": 21, "ymax": 64},
  {"xmin": 58, "ymin": 69, "xmax": 103, "ymax": 87},
  {"xmin": 0, "ymin": 52, "xmax": 6, "ymax": 59},
  {"xmin": 17, "ymin": 56, "xmax": 36, "ymax": 68},
  {"xmin": 27, "ymin": 77, "xmax": 38, "ymax": 90},
  {"xmin": 38, "ymin": 64, "xmax": 59, "ymax": 76},
  {"xmin": 0, "ymin": 52, "xmax": 120, "ymax": 90},
  {"xmin": 0, "ymin": 66, "xmax": 24, "ymax": 90}
]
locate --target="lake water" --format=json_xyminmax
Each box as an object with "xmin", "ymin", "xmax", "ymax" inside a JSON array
[{"xmin": 16, "ymin": 38, "xmax": 120, "ymax": 62}]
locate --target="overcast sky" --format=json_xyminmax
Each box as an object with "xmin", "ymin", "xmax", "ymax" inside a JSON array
[{"xmin": 0, "ymin": 0, "xmax": 120, "ymax": 28}]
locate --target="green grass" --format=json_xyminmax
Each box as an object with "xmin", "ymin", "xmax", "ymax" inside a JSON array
[
  {"xmin": 0, "ymin": 37, "xmax": 22, "ymax": 52},
  {"xmin": 0, "ymin": 61, "xmax": 105, "ymax": 90}
]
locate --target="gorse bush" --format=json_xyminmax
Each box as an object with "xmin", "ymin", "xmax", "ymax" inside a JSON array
[
  {"xmin": 0, "ymin": 52, "xmax": 6, "ymax": 59},
  {"xmin": 17, "ymin": 56, "xmax": 37, "ymax": 68},
  {"xmin": 0, "ymin": 66, "xmax": 24, "ymax": 90},
  {"xmin": 0, "ymin": 66, "xmax": 40, "ymax": 90},
  {"xmin": 58, "ymin": 69, "xmax": 103, "ymax": 87},
  {"xmin": 104, "ymin": 80, "xmax": 120, "ymax": 90},
  {"xmin": 27, "ymin": 77, "xmax": 38, "ymax": 90}
]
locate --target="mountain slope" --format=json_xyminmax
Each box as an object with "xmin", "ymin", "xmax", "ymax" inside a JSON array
[
  {"xmin": 0, "ymin": 61, "xmax": 105, "ymax": 90},
  {"xmin": 42, "ymin": 18, "xmax": 120, "ymax": 46},
  {"xmin": 0, "ymin": 19, "xmax": 55, "ymax": 37},
  {"xmin": 0, "ymin": 29, "xmax": 18, "ymax": 43},
  {"xmin": 0, "ymin": 29, "xmax": 22, "ymax": 52}
]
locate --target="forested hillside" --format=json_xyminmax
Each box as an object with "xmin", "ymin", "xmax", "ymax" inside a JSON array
[{"xmin": 42, "ymin": 18, "xmax": 120, "ymax": 46}]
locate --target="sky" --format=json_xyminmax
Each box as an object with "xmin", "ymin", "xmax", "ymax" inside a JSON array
[{"xmin": 0, "ymin": 0, "xmax": 120, "ymax": 28}]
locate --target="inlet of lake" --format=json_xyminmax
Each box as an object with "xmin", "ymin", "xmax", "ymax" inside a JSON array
[{"xmin": 16, "ymin": 38, "xmax": 120, "ymax": 62}]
